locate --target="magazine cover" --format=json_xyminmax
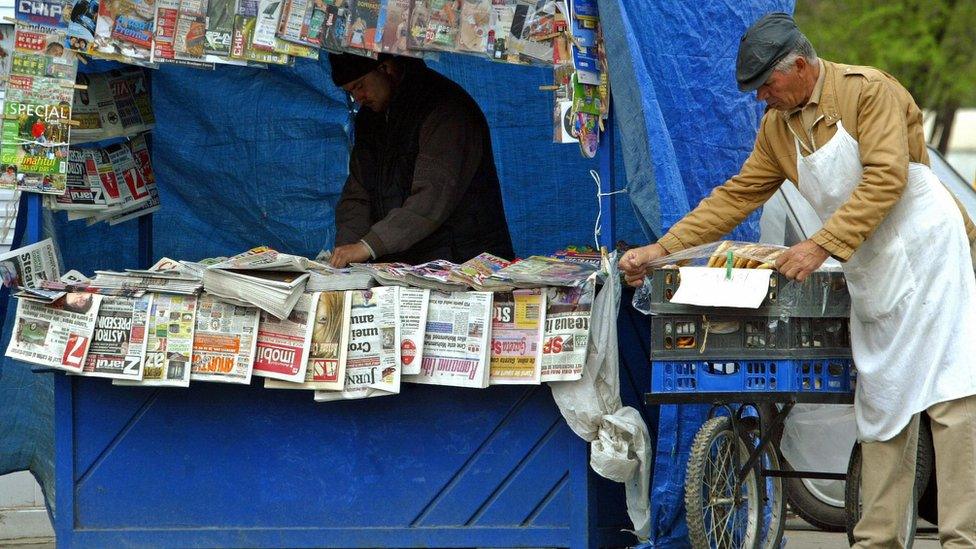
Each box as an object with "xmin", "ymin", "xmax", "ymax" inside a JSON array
[
  {"xmin": 93, "ymin": 0, "xmax": 155, "ymax": 62},
  {"xmin": 65, "ymin": 0, "xmax": 99, "ymax": 51},
  {"xmin": 205, "ymin": 0, "xmax": 236, "ymax": 55},
  {"xmin": 423, "ymin": 0, "xmax": 460, "ymax": 50},
  {"xmin": 378, "ymin": 0, "xmax": 408, "ymax": 53},
  {"xmin": 457, "ymin": 0, "xmax": 489, "ymax": 53},
  {"xmin": 1, "ymin": 80, "xmax": 72, "ymax": 194},
  {"xmin": 345, "ymin": 0, "xmax": 380, "ymax": 52},
  {"xmin": 81, "ymin": 294, "xmax": 153, "ymax": 380},
  {"xmin": 320, "ymin": 0, "xmax": 350, "ymax": 52}
]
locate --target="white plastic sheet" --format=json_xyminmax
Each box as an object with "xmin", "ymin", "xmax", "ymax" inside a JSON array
[{"xmin": 550, "ymin": 253, "xmax": 652, "ymax": 541}]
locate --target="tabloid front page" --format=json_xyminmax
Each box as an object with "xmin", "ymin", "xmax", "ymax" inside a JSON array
[
  {"xmin": 489, "ymin": 289, "xmax": 545, "ymax": 385},
  {"xmin": 314, "ymin": 287, "xmax": 400, "ymax": 402},
  {"xmin": 6, "ymin": 292, "xmax": 102, "ymax": 372},
  {"xmin": 81, "ymin": 294, "xmax": 153, "ymax": 380},
  {"xmin": 190, "ymin": 293, "xmax": 260, "ymax": 384}
]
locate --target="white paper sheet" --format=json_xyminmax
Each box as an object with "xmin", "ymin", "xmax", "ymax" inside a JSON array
[{"xmin": 670, "ymin": 267, "xmax": 773, "ymax": 309}]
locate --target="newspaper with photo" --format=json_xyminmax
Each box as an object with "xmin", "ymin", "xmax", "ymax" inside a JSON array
[
  {"xmin": 252, "ymin": 292, "xmax": 316, "ymax": 382},
  {"xmin": 314, "ymin": 286, "xmax": 401, "ymax": 402},
  {"xmin": 190, "ymin": 292, "xmax": 260, "ymax": 384},
  {"xmin": 265, "ymin": 290, "xmax": 350, "ymax": 391},
  {"xmin": 81, "ymin": 293, "xmax": 153, "ymax": 380},
  {"xmin": 490, "ymin": 255, "xmax": 598, "ymax": 288},
  {"xmin": 404, "ymin": 290, "xmax": 492, "ymax": 389},
  {"xmin": 397, "ymin": 286, "xmax": 428, "ymax": 376},
  {"xmin": 6, "ymin": 292, "xmax": 102, "ymax": 372},
  {"xmin": 489, "ymin": 288, "xmax": 545, "ymax": 385},
  {"xmin": 540, "ymin": 281, "xmax": 594, "ymax": 382},
  {"xmin": 0, "ymin": 239, "xmax": 61, "ymax": 289},
  {"xmin": 114, "ymin": 293, "xmax": 198, "ymax": 387}
]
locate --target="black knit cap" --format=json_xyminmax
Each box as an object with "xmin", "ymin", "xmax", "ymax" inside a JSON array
[
  {"xmin": 736, "ymin": 12, "xmax": 803, "ymax": 92},
  {"xmin": 328, "ymin": 53, "xmax": 382, "ymax": 87}
]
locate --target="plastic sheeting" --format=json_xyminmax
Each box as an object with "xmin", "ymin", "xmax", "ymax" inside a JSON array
[
  {"xmin": 551, "ymin": 254, "xmax": 652, "ymax": 541},
  {"xmin": 600, "ymin": 0, "xmax": 794, "ymax": 544}
]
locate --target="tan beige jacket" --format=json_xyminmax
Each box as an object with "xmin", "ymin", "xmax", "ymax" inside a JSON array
[{"xmin": 658, "ymin": 59, "xmax": 976, "ymax": 261}]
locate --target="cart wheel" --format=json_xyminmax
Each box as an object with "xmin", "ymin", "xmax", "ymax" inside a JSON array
[
  {"xmin": 685, "ymin": 416, "xmax": 762, "ymax": 549},
  {"xmin": 739, "ymin": 417, "xmax": 786, "ymax": 549},
  {"xmin": 844, "ymin": 419, "xmax": 933, "ymax": 546}
]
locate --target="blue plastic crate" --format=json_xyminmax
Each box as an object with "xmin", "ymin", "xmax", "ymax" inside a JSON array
[{"xmin": 651, "ymin": 358, "xmax": 855, "ymax": 394}]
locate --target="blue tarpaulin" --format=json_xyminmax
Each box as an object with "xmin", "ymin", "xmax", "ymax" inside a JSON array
[{"xmin": 1, "ymin": 3, "xmax": 790, "ymax": 541}]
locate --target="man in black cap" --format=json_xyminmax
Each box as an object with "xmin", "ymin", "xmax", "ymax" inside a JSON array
[
  {"xmin": 326, "ymin": 53, "xmax": 514, "ymax": 267},
  {"xmin": 619, "ymin": 12, "xmax": 976, "ymax": 548}
]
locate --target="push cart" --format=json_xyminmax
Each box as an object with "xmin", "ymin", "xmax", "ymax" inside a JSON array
[{"xmin": 642, "ymin": 267, "xmax": 860, "ymax": 547}]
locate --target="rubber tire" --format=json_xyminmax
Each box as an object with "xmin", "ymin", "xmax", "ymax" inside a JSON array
[
  {"xmin": 917, "ymin": 416, "xmax": 938, "ymax": 525},
  {"xmin": 739, "ymin": 416, "xmax": 787, "ymax": 549},
  {"xmin": 685, "ymin": 416, "xmax": 762, "ymax": 549},
  {"xmin": 783, "ymin": 459, "xmax": 848, "ymax": 532},
  {"xmin": 756, "ymin": 403, "xmax": 848, "ymax": 533},
  {"xmin": 844, "ymin": 419, "xmax": 934, "ymax": 545}
]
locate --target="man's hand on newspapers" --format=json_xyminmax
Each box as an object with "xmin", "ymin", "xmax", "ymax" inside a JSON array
[
  {"xmin": 330, "ymin": 243, "xmax": 371, "ymax": 268},
  {"xmin": 775, "ymin": 239, "xmax": 829, "ymax": 282},
  {"xmin": 619, "ymin": 243, "xmax": 667, "ymax": 287}
]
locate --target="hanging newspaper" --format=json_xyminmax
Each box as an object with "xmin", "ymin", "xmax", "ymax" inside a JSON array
[
  {"xmin": 489, "ymin": 289, "xmax": 545, "ymax": 385},
  {"xmin": 114, "ymin": 293, "xmax": 198, "ymax": 387},
  {"xmin": 80, "ymin": 294, "xmax": 153, "ymax": 380},
  {"xmin": 540, "ymin": 282, "xmax": 594, "ymax": 382},
  {"xmin": 404, "ymin": 290, "xmax": 492, "ymax": 389},
  {"xmin": 189, "ymin": 293, "xmax": 260, "ymax": 384},
  {"xmin": 6, "ymin": 292, "xmax": 102, "ymax": 372},
  {"xmin": 314, "ymin": 286, "xmax": 400, "ymax": 402},
  {"xmin": 252, "ymin": 292, "xmax": 316, "ymax": 382},
  {"xmin": 0, "ymin": 239, "xmax": 60, "ymax": 289},
  {"xmin": 398, "ymin": 287, "xmax": 428, "ymax": 376},
  {"xmin": 265, "ymin": 290, "xmax": 350, "ymax": 391}
]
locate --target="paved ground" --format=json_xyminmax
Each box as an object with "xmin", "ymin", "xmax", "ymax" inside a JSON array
[{"xmin": 0, "ymin": 521, "xmax": 945, "ymax": 548}]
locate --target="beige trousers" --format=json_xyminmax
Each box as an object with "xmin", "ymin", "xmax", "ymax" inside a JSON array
[{"xmin": 852, "ymin": 394, "xmax": 976, "ymax": 548}]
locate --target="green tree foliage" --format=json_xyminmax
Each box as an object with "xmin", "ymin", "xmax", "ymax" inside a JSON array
[{"xmin": 795, "ymin": 0, "xmax": 976, "ymax": 152}]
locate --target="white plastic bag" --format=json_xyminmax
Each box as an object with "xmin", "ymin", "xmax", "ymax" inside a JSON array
[{"xmin": 550, "ymin": 253, "xmax": 652, "ymax": 541}]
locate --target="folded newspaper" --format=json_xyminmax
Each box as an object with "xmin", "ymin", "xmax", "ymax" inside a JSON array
[
  {"xmin": 91, "ymin": 270, "xmax": 203, "ymax": 295},
  {"xmin": 0, "ymin": 239, "xmax": 61, "ymax": 289},
  {"xmin": 448, "ymin": 253, "xmax": 514, "ymax": 291},
  {"xmin": 350, "ymin": 262, "xmax": 413, "ymax": 287},
  {"xmin": 402, "ymin": 260, "xmax": 468, "ymax": 292},
  {"xmin": 490, "ymin": 255, "xmax": 598, "ymax": 288},
  {"xmin": 6, "ymin": 292, "xmax": 103, "ymax": 372},
  {"xmin": 306, "ymin": 262, "xmax": 375, "ymax": 291},
  {"xmin": 202, "ymin": 247, "xmax": 311, "ymax": 319}
]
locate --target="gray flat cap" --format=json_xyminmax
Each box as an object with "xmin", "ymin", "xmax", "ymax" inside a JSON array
[{"xmin": 736, "ymin": 12, "xmax": 802, "ymax": 92}]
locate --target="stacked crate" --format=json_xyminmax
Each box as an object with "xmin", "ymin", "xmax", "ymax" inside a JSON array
[{"xmin": 647, "ymin": 268, "xmax": 855, "ymax": 395}]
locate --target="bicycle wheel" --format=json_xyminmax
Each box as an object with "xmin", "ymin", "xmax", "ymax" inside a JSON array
[
  {"xmin": 685, "ymin": 416, "xmax": 762, "ymax": 549},
  {"xmin": 739, "ymin": 417, "xmax": 786, "ymax": 549}
]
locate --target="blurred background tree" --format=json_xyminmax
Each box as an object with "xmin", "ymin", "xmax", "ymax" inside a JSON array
[{"xmin": 795, "ymin": 0, "xmax": 976, "ymax": 154}]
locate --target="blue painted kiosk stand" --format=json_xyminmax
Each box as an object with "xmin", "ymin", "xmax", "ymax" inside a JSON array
[{"xmin": 23, "ymin": 112, "xmax": 654, "ymax": 547}]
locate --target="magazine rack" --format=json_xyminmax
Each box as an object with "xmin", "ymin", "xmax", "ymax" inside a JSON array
[{"xmin": 10, "ymin": 109, "xmax": 641, "ymax": 548}]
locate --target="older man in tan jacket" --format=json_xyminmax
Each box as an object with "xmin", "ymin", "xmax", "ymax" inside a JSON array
[{"xmin": 621, "ymin": 12, "xmax": 976, "ymax": 549}]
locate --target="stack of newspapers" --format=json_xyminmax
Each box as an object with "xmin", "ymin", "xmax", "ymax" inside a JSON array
[
  {"xmin": 202, "ymin": 248, "xmax": 311, "ymax": 319},
  {"xmin": 91, "ymin": 269, "xmax": 203, "ymax": 295},
  {"xmin": 306, "ymin": 262, "xmax": 375, "ymax": 291}
]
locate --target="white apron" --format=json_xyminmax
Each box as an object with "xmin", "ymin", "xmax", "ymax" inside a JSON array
[{"xmin": 792, "ymin": 121, "xmax": 976, "ymax": 442}]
